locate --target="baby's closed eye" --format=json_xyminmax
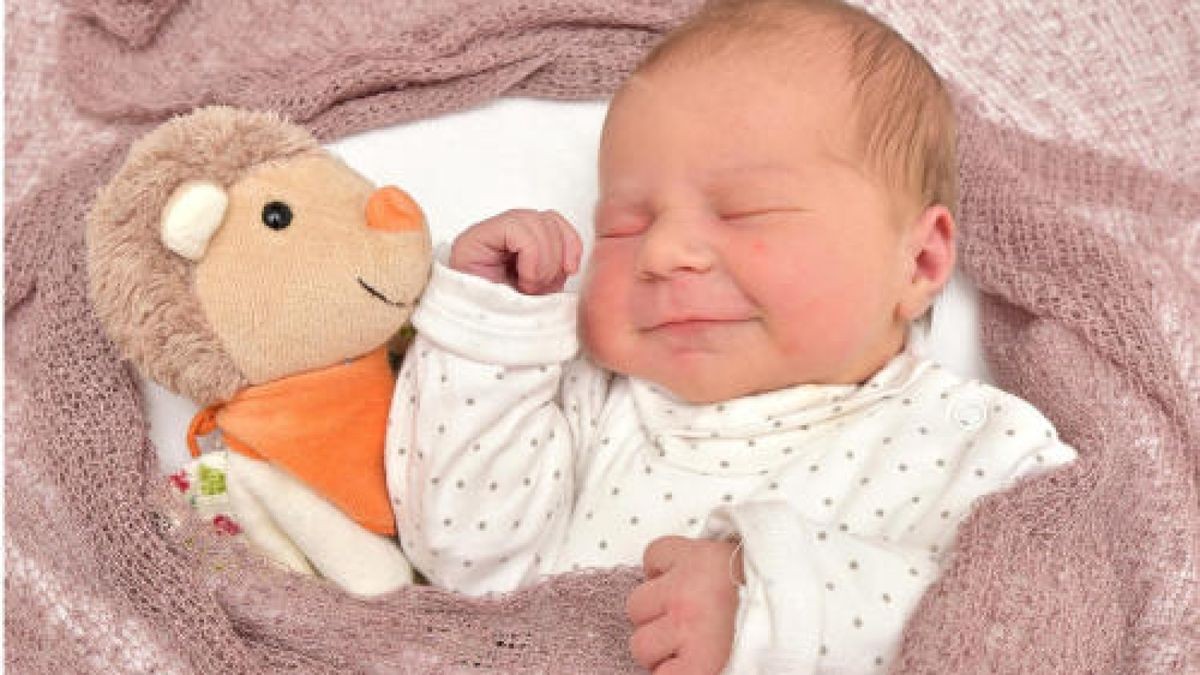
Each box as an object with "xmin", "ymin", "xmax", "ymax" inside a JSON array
[
  {"xmin": 594, "ymin": 201, "xmax": 651, "ymax": 238},
  {"xmin": 717, "ymin": 205, "xmax": 813, "ymax": 223}
]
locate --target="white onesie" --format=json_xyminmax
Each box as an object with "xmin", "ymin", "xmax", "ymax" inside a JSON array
[{"xmin": 385, "ymin": 261, "xmax": 1076, "ymax": 673}]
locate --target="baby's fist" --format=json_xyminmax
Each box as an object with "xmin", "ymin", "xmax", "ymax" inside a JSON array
[
  {"xmin": 449, "ymin": 209, "xmax": 582, "ymax": 295},
  {"xmin": 626, "ymin": 536, "xmax": 742, "ymax": 674}
]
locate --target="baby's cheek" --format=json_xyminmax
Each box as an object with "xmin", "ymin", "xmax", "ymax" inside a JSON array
[
  {"xmin": 578, "ymin": 268, "xmax": 633, "ymax": 371},
  {"xmin": 769, "ymin": 292, "xmax": 850, "ymax": 355}
]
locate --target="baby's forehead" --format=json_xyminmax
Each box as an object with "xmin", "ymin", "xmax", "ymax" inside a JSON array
[
  {"xmin": 649, "ymin": 23, "xmax": 853, "ymax": 84},
  {"xmin": 623, "ymin": 41, "xmax": 863, "ymax": 146},
  {"xmin": 606, "ymin": 1, "xmax": 956, "ymax": 218},
  {"xmin": 608, "ymin": 56, "xmax": 866, "ymax": 166},
  {"xmin": 642, "ymin": 5, "xmax": 859, "ymax": 80}
]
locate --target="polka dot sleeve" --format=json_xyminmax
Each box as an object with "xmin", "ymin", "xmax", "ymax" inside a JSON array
[
  {"xmin": 716, "ymin": 501, "xmax": 940, "ymax": 674},
  {"xmin": 384, "ymin": 262, "xmax": 589, "ymax": 595},
  {"xmin": 904, "ymin": 389, "xmax": 1078, "ymax": 554},
  {"xmin": 411, "ymin": 261, "xmax": 580, "ymax": 365},
  {"xmin": 713, "ymin": 386, "xmax": 1077, "ymax": 673}
]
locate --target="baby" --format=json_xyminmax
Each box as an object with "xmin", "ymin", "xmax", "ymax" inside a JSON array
[{"xmin": 385, "ymin": 0, "xmax": 1076, "ymax": 672}]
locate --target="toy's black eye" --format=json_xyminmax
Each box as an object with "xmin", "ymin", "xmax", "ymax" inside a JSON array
[{"xmin": 262, "ymin": 201, "xmax": 293, "ymax": 230}]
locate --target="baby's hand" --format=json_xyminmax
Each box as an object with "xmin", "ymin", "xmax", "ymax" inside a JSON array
[
  {"xmin": 449, "ymin": 209, "xmax": 583, "ymax": 295},
  {"xmin": 626, "ymin": 536, "xmax": 742, "ymax": 674}
]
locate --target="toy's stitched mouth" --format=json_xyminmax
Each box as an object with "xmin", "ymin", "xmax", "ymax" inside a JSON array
[{"xmin": 357, "ymin": 277, "xmax": 407, "ymax": 308}]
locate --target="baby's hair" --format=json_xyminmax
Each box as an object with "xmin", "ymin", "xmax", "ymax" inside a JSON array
[{"xmin": 638, "ymin": 0, "xmax": 958, "ymax": 218}]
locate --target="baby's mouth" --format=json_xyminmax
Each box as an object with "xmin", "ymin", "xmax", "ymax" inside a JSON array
[
  {"xmin": 641, "ymin": 318, "xmax": 755, "ymax": 339},
  {"xmin": 357, "ymin": 277, "xmax": 407, "ymax": 308},
  {"xmin": 656, "ymin": 318, "xmax": 736, "ymax": 327},
  {"xmin": 640, "ymin": 312, "xmax": 757, "ymax": 331}
]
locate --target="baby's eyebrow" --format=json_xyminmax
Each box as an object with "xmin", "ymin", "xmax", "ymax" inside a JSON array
[
  {"xmin": 594, "ymin": 188, "xmax": 656, "ymax": 210},
  {"xmin": 593, "ymin": 195, "xmax": 636, "ymax": 211},
  {"xmin": 707, "ymin": 164, "xmax": 810, "ymax": 180}
]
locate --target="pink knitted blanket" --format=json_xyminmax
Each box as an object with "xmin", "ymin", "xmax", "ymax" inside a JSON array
[{"xmin": 6, "ymin": 1, "xmax": 1197, "ymax": 672}]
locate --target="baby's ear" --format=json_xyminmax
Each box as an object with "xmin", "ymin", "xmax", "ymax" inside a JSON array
[{"xmin": 897, "ymin": 204, "xmax": 956, "ymax": 322}]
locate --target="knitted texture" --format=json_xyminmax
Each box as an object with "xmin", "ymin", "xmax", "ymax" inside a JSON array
[{"xmin": 6, "ymin": 0, "xmax": 1197, "ymax": 672}]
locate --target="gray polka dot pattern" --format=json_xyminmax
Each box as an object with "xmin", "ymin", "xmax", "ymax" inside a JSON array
[{"xmin": 383, "ymin": 261, "xmax": 1078, "ymax": 674}]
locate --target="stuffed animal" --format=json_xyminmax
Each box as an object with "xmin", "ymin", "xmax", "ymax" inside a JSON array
[{"xmin": 87, "ymin": 106, "xmax": 431, "ymax": 596}]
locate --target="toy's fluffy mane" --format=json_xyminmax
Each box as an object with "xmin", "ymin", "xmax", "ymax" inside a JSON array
[
  {"xmin": 6, "ymin": 0, "xmax": 1197, "ymax": 672},
  {"xmin": 87, "ymin": 107, "xmax": 320, "ymax": 405}
]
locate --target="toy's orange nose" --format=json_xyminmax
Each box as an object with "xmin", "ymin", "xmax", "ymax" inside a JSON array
[{"xmin": 366, "ymin": 186, "xmax": 425, "ymax": 232}]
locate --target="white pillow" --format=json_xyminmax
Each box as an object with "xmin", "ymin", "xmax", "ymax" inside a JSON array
[{"xmin": 146, "ymin": 97, "xmax": 991, "ymax": 473}]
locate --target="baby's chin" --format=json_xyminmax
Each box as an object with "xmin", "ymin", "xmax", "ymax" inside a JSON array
[
  {"xmin": 649, "ymin": 367, "xmax": 788, "ymax": 404},
  {"xmin": 651, "ymin": 379, "xmax": 742, "ymax": 405},
  {"xmin": 579, "ymin": 316, "xmax": 785, "ymax": 403},
  {"xmin": 582, "ymin": 339, "xmax": 756, "ymax": 404}
]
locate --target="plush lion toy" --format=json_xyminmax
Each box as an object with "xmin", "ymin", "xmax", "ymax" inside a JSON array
[{"xmin": 87, "ymin": 106, "xmax": 431, "ymax": 596}]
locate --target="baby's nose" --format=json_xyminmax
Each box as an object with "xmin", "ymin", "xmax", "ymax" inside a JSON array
[
  {"xmin": 636, "ymin": 215, "xmax": 714, "ymax": 279},
  {"xmin": 366, "ymin": 186, "xmax": 425, "ymax": 232}
]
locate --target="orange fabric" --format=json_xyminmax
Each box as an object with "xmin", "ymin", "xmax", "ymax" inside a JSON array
[{"xmin": 187, "ymin": 347, "xmax": 397, "ymax": 535}]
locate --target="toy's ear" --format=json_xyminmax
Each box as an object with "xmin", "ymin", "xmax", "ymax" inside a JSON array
[{"xmin": 161, "ymin": 180, "xmax": 228, "ymax": 260}]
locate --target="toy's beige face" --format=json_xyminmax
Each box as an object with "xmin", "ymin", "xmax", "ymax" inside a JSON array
[{"xmin": 193, "ymin": 152, "xmax": 431, "ymax": 384}]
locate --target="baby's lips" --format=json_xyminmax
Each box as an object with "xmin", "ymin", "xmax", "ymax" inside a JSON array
[{"xmin": 367, "ymin": 186, "xmax": 426, "ymax": 233}]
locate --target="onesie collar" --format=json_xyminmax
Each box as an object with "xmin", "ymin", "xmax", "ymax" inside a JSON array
[{"xmin": 629, "ymin": 346, "xmax": 931, "ymax": 476}]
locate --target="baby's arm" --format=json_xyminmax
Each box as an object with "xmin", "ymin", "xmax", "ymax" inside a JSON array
[
  {"xmin": 715, "ymin": 503, "xmax": 939, "ymax": 673},
  {"xmin": 715, "ymin": 409, "xmax": 1077, "ymax": 672},
  {"xmin": 631, "ymin": 396, "xmax": 1078, "ymax": 673},
  {"xmin": 624, "ymin": 519, "xmax": 940, "ymax": 674},
  {"xmin": 386, "ymin": 210, "xmax": 600, "ymax": 594}
]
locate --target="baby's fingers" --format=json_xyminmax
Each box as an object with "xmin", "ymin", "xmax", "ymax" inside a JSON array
[
  {"xmin": 653, "ymin": 658, "xmax": 693, "ymax": 675},
  {"xmin": 514, "ymin": 211, "xmax": 579, "ymax": 294},
  {"xmin": 511, "ymin": 219, "xmax": 557, "ymax": 294},
  {"xmin": 542, "ymin": 210, "xmax": 584, "ymax": 276},
  {"xmin": 450, "ymin": 209, "xmax": 542, "ymax": 284},
  {"xmin": 626, "ymin": 576, "xmax": 667, "ymax": 626},
  {"xmin": 665, "ymin": 636, "xmax": 730, "ymax": 675},
  {"xmin": 629, "ymin": 615, "xmax": 679, "ymax": 672}
]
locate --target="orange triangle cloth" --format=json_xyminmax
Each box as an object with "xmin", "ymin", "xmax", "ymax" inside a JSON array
[{"xmin": 187, "ymin": 346, "xmax": 397, "ymax": 536}]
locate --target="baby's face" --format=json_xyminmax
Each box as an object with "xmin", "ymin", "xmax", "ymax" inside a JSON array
[{"xmin": 580, "ymin": 53, "xmax": 918, "ymax": 403}]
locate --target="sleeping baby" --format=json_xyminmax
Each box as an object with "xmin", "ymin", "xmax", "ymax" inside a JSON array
[{"xmin": 385, "ymin": 0, "xmax": 1076, "ymax": 671}]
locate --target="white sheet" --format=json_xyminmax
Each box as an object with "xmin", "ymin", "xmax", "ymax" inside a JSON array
[{"xmin": 146, "ymin": 97, "xmax": 991, "ymax": 473}]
